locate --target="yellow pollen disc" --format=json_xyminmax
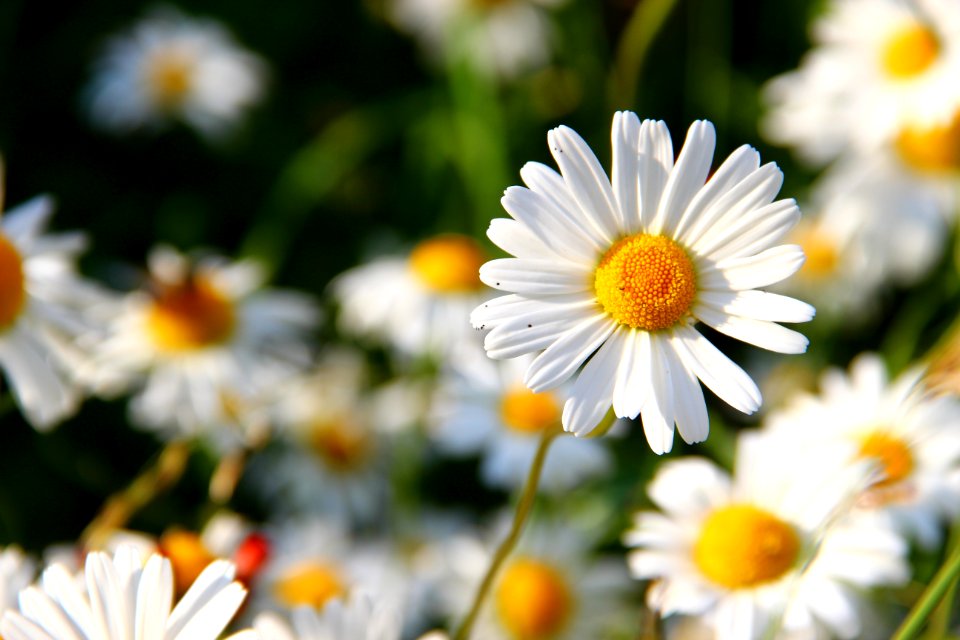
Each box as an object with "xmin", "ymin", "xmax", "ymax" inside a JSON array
[
  {"xmin": 895, "ymin": 110, "xmax": 960, "ymax": 174},
  {"xmin": 858, "ymin": 431, "xmax": 915, "ymax": 487},
  {"xmin": 308, "ymin": 420, "xmax": 371, "ymax": 471},
  {"xmin": 881, "ymin": 23, "xmax": 940, "ymax": 79},
  {"xmin": 146, "ymin": 276, "xmax": 236, "ymax": 352},
  {"xmin": 495, "ymin": 558, "xmax": 572, "ymax": 640},
  {"xmin": 409, "ymin": 234, "xmax": 486, "ymax": 293},
  {"xmin": 693, "ymin": 504, "xmax": 801, "ymax": 590},
  {"xmin": 500, "ymin": 386, "xmax": 560, "ymax": 435},
  {"xmin": 0, "ymin": 234, "xmax": 26, "ymax": 331},
  {"xmin": 274, "ymin": 562, "xmax": 347, "ymax": 610},
  {"xmin": 159, "ymin": 530, "xmax": 217, "ymax": 596},
  {"xmin": 594, "ymin": 234, "xmax": 696, "ymax": 331},
  {"xmin": 146, "ymin": 49, "xmax": 195, "ymax": 108},
  {"xmin": 792, "ymin": 224, "xmax": 838, "ymax": 280}
]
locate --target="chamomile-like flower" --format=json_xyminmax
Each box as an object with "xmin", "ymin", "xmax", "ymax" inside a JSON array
[
  {"xmin": 0, "ymin": 545, "xmax": 253, "ymax": 640},
  {"xmin": 763, "ymin": 0, "xmax": 960, "ymax": 164},
  {"xmin": 251, "ymin": 594, "xmax": 401, "ymax": 640},
  {"xmin": 0, "ymin": 547, "xmax": 34, "ymax": 611},
  {"xmin": 86, "ymin": 246, "xmax": 318, "ymax": 448},
  {"xmin": 86, "ymin": 6, "xmax": 266, "ymax": 137},
  {"xmin": 472, "ymin": 112, "xmax": 813, "ymax": 453},
  {"xmin": 624, "ymin": 433, "xmax": 909, "ymax": 640}
]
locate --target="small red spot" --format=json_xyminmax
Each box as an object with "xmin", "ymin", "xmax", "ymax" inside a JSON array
[{"xmin": 233, "ymin": 532, "xmax": 271, "ymax": 585}]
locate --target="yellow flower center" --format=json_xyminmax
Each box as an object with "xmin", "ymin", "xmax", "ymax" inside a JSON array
[
  {"xmin": 308, "ymin": 420, "xmax": 371, "ymax": 471},
  {"xmin": 495, "ymin": 558, "xmax": 572, "ymax": 640},
  {"xmin": 273, "ymin": 561, "xmax": 347, "ymax": 610},
  {"xmin": 881, "ymin": 23, "xmax": 940, "ymax": 79},
  {"xmin": 594, "ymin": 234, "xmax": 696, "ymax": 331},
  {"xmin": 792, "ymin": 224, "xmax": 838, "ymax": 280},
  {"xmin": 409, "ymin": 235, "xmax": 486, "ymax": 293},
  {"xmin": 693, "ymin": 504, "xmax": 801, "ymax": 590},
  {"xmin": 500, "ymin": 386, "xmax": 561, "ymax": 434},
  {"xmin": 146, "ymin": 49, "xmax": 195, "ymax": 108},
  {"xmin": 895, "ymin": 110, "xmax": 960, "ymax": 174},
  {"xmin": 858, "ymin": 431, "xmax": 915, "ymax": 488},
  {"xmin": 146, "ymin": 276, "xmax": 236, "ymax": 352},
  {"xmin": 0, "ymin": 233, "xmax": 26, "ymax": 331},
  {"xmin": 159, "ymin": 530, "xmax": 217, "ymax": 596}
]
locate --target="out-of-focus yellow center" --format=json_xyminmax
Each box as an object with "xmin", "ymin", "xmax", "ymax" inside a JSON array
[
  {"xmin": 273, "ymin": 561, "xmax": 347, "ymax": 610},
  {"xmin": 308, "ymin": 419, "xmax": 371, "ymax": 471},
  {"xmin": 881, "ymin": 23, "xmax": 940, "ymax": 79},
  {"xmin": 146, "ymin": 49, "xmax": 195, "ymax": 108},
  {"xmin": 858, "ymin": 431, "xmax": 915, "ymax": 487},
  {"xmin": 409, "ymin": 235, "xmax": 486, "ymax": 293},
  {"xmin": 895, "ymin": 111, "xmax": 960, "ymax": 174},
  {"xmin": 499, "ymin": 386, "xmax": 561, "ymax": 434},
  {"xmin": 693, "ymin": 504, "xmax": 801, "ymax": 590},
  {"xmin": 0, "ymin": 233, "xmax": 26, "ymax": 331},
  {"xmin": 146, "ymin": 277, "xmax": 236, "ymax": 352},
  {"xmin": 495, "ymin": 557, "xmax": 572, "ymax": 639},
  {"xmin": 159, "ymin": 530, "xmax": 217, "ymax": 596},
  {"xmin": 594, "ymin": 234, "xmax": 696, "ymax": 331},
  {"xmin": 793, "ymin": 225, "xmax": 838, "ymax": 280}
]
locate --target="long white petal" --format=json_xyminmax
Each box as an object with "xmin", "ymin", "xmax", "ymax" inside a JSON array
[
  {"xmin": 640, "ymin": 333, "xmax": 675, "ymax": 454},
  {"xmin": 695, "ymin": 198, "xmax": 800, "ymax": 261},
  {"xmin": 479, "ymin": 258, "xmax": 591, "ymax": 294},
  {"xmin": 519, "ymin": 162, "xmax": 608, "ymax": 250},
  {"xmin": 698, "ymin": 290, "xmax": 816, "ymax": 323},
  {"xmin": 562, "ymin": 329, "xmax": 624, "ymax": 435},
  {"xmin": 696, "ymin": 306, "xmax": 809, "ymax": 354},
  {"xmin": 548, "ymin": 126, "xmax": 620, "ymax": 242},
  {"xmin": 698, "ymin": 245, "xmax": 806, "ymax": 291},
  {"xmin": 525, "ymin": 314, "xmax": 617, "ymax": 392},
  {"xmin": 665, "ymin": 345, "xmax": 709, "ymax": 444},
  {"xmin": 612, "ymin": 329, "xmax": 647, "ymax": 419},
  {"xmin": 611, "ymin": 111, "xmax": 641, "ymax": 233},
  {"xmin": 471, "ymin": 293, "xmax": 594, "ymax": 329},
  {"xmin": 653, "ymin": 121, "xmax": 716, "ymax": 236},
  {"xmin": 486, "ymin": 218, "xmax": 557, "ymax": 260},
  {"xmin": 670, "ymin": 325, "xmax": 761, "ymax": 414},
  {"xmin": 135, "ymin": 556, "xmax": 172, "ymax": 640},
  {"xmin": 501, "ymin": 187, "xmax": 601, "ymax": 263},
  {"xmin": 637, "ymin": 120, "xmax": 673, "ymax": 228}
]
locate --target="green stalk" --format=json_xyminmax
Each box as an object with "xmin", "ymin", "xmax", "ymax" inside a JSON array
[
  {"xmin": 609, "ymin": 0, "xmax": 683, "ymax": 111},
  {"xmin": 893, "ymin": 527, "xmax": 960, "ymax": 640}
]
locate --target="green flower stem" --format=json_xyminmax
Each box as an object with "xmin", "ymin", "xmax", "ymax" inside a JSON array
[
  {"xmin": 893, "ymin": 523, "xmax": 960, "ymax": 640},
  {"xmin": 452, "ymin": 426, "xmax": 560, "ymax": 640},
  {"xmin": 924, "ymin": 521, "xmax": 960, "ymax": 639},
  {"xmin": 609, "ymin": 0, "xmax": 682, "ymax": 111}
]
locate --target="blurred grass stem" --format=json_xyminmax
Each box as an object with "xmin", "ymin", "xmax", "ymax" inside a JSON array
[
  {"xmin": 609, "ymin": 0, "xmax": 682, "ymax": 110},
  {"xmin": 893, "ymin": 522, "xmax": 960, "ymax": 640}
]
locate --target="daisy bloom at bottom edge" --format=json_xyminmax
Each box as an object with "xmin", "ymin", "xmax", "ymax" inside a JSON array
[
  {"xmin": 472, "ymin": 111, "xmax": 814, "ymax": 454},
  {"xmin": 0, "ymin": 544, "xmax": 253, "ymax": 640}
]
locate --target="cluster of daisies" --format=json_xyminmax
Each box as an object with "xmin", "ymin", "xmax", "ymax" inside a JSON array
[{"xmin": 2, "ymin": 0, "xmax": 960, "ymax": 639}]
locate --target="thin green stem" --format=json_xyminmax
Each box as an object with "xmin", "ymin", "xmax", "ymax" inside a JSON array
[
  {"xmin": 925, "ymin": 522, "xmax": 960, "ymax": 639},
  {"xmin": 609, "ymin": 0, "xmax": 682, "ymax": 111},
  {"xmin": 452, "ymin": 427, "xmax": 560, "ymax": 640},
  {"xmin": 893, "ymin": 527, "xmax": 960, "ymax": 640}
]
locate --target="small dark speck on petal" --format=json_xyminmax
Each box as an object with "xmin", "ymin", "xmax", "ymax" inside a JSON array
[{"xmin": 527, "ymin": 324, "xmax": 532, "ymax": 328}]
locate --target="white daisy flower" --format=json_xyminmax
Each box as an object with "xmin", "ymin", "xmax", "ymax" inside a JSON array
[
  {"xmin": 0, "ymin": 188, "xmax": 111, "ymax": 429},
  {"xmin": 0, "ymin": 544, "xmax": 254, "ymax": 640},
  {"xmin": 429, "ymin": 354, "xmax": 611, "ymax": 493},
  {"xmin": 332, "ymin": 234, "xmax": 489, "ymax": 364},
  {"xmin": 624, "ymin": 432, "xmax": 909, "ymax": 640},
  {"xmin": 472, "ymin": 111, "xmax": 813, "ymax": 453},
  {"xmin": 251, "ymin": 594, "xmax": 401, "ymax": 640},
  {"xmin": 762, "ymin": 0, "xmax": 960, "ymax": 164},
  {"xmin": 86, "ymin": 246, "xmax": 319, "ymax": 448},
  {"xmin": 86, "ymin": 6, "xmax": 266, "ymax": 138},
  {"xmin": 767, "ymin": 353, "xmax": 960, "ymax": 549},
  {"xmin": 0, "ymin": 547, "xmax": 34, "ymax": 611},
  {"xmin": 387, "ymin": 0, "xmax": 560, "ymax": 79}
]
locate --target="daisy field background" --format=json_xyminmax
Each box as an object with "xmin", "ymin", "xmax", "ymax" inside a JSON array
[{"xmin": 0, "ymin": 0, "xmax": 959, "ymax": 638}]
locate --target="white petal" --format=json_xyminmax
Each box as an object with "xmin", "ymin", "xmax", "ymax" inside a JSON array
[
  {"xmin": 666, "ymin": 345, "xmax": 709, "ymax": 444},
  {"xmin": 1, "ymin": 611, "xmax": 57, "ymax": 640},
  {"xmin": 612, "ymin": 329, "xmax": 647, "ymax": 419},
  {"xmin": 479, "ymin": 258, "xmax": 590, "ymax": 294},
  {"xmin": 166, "ymin": 560, "xmax": 236, "ymax": 639},
  {"xmin": 486, "ymin": 218, "xmax": 557, "ymax": 260},
  {"xmin": 485, "ymin": 318, "xmax": 579, "ymax": 360},
  {"xmin": 471, "ymin": 293, "xmax": 593, "ymax": 329},
  {"xmin": 562, "ymin": 329, "xmax": 624, "ymax": 436},
  {"xmin": 519, "ymin": 162, "xmax": 608, "ymax": 250},
  {"xmin": 525, "ymin": 314, "xmax": 617, "ymax": 392},
  {"xmin": 637, "ymin": 120, "xmax": 673, "ymax": 228},
  {"xmin": 640, "ymin": 333, "xmax": 675, "ymax": 454},
  {"xmin": 670, "ymin": 325, "xmax": 761, "ymax": 414},
  {"xmin": 547, "ymin": 126, "xmax": 620, "ymax": 242},
  {"xmin": 135, "ymin": 556, "xmax": 172, "ymax": 640},
  {"xmin": 698, "ymin": 290, "xmax": 815, "ymax": 323},
  {"xmin": 170, "ymin": 583, "xmax": 246, "ymax": 640},
  {"xmin": 696, "ymin": 305, "xmax": 809, "ymax": 354},
  {"xmin": 611, "ymin": 111, "xmax": 641, "ymax": 233},
  {"xmin": 698, "ymin": 244, "xmax": 806, "ymax": 291},
  {"xmin": 695, "ymin": 198, "xmax": 799, "ymax": 261},
  {"xmin": 2, "ymin": 196, "xmax": 55, "ymax": 242},
  {"xmin": 17, "ymin": 587, "xmax": 83, "ymax": 640},
  {"xmin": 653, "ymin": 120, "xmax": 716, "ymax": 236},
  {"xmin": 500, "ymin": 187, "xmax": 600, "ymax": 263}
]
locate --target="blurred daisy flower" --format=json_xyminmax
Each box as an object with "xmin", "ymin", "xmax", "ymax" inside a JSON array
[
  {"xmin": 86, "ymin": 246, "xmax": 319, "ymax": 449},
  {"xmin": 251, "ymin": 593, "xmax": 402, "ymax": 640},
  {"xmin": 332, "ymin": 234, "xmax": 489, "ymax": 365},
  {"xmin": 472, "ymin": 112, "xmax": 813, "ymax": 453},
  {"xmin": 768, "ymin": 354, "xmax": 960, "ymax": 549},
  {"xmin": 763, "ymin": 0, "xmax": 960, "ymax": 164},
  {"xmin": 0, "ymin": 185, "xmax": 111, "ymax": 429},
  {"xmin": 0, "ymin": 545, "xmax": 254, "ymax": 640},
  {"xmin": 429, "ymin": 354, "xmax": 611, "ymax": 493},
  {"xmin": 85, "ymin": 6, "xmax": 266, "ymax": 138},
  {"xmin": 387, "ymin": 0, "xmax": 560, "ymax": 79},
  {"xmin": 0, "ymin": 546, "xmax": 34, "ymax": 611},
  {"xmin": 624, "ymin": 432, "xmax": 908, "ymax": 640}
]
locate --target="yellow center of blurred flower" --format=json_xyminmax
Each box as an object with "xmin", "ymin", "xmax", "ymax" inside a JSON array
[
  {"xmin": 146, "ymin": 277, "xmax": 236, "ymax": 352},
  {"xmin": 146, "ymin": 49, "xmax": 195, "ymax": 108},
  {"xmin": 495, "ymin": 557, "xmax": 572, "ymax": 639},
  {"xmin": 792, "ymin": 225, "xmax": 838, "ymax": 280},
  {"xmin": 881, "ymin": 23, "xmax": 940, "ymax": 79},
  {"xmin": 308, "ymin": 419, "xmax": 371, "ymax": 471},
  {"xmin": 499, "ymin": 386, "xmax": 561, "ymax": 434},
  {"xmin": 895, "ymin": 111, "xmax": 960, "ymax": 174},
  {"xmin": 159, "ymin": 530, "xmax": 217, "ymax": 596},
  {"xmin": 858, "ymin": 431, "xmax": 915, "ymax": 487},
  {"xmin": 0, "ymin": 233, "xmax": 26, "ymax": 331},
  {"xmin": 274, "ymin": 561, "xmax": 347, "ymax": 609},
  {"xmin": 693, "ymin": 504, "xmax": 800, "ymax": 589},
  {"xmin": 594, "ymin": 234, "xmax": 696, "ymax": 331},
  {"xmin": 409, "ymin": 235, "xmax": 486, "ymax": 293}
]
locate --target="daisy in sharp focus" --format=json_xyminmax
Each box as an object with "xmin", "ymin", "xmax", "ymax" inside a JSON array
[
  {"xmin": 86, "ymin": 6, "xmax": 266, "ymax": 138},
  {"xmin": 85, "ymin": 246, "xmax": 319, "ymax": 449},
  {"xmin": 472, "ymin": 111, "xmax": 813, "ymax": 453},
  {"xmin": 624, "ymin": 432, "xmax": 909, "ymax": 640},
  {"xmin": 0, "ymin": 544, "xmax": 255, "ymax": 640},
  {"xmin": 762, "ymin": 0, "xmax": 960, "ymax": 164}
]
